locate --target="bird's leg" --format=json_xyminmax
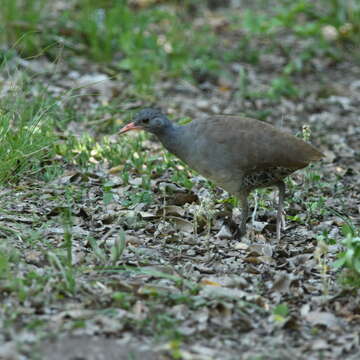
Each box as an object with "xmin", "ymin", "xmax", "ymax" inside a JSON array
[
  {"xmin": 234, "ymin": 191, "xmax": 249, "ymax": 240},
  {"xmin": 276, "ymin": 181, "xmax": 286, "ymax": 242},
  {"xmin": 251, "ymin": 190, "xmax": 258, "ymax": 226}
]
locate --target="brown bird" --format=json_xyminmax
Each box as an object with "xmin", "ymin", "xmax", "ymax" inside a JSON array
[{"xmin": 119, "ymin": 108, "xmax": 323, "ymax": 241}]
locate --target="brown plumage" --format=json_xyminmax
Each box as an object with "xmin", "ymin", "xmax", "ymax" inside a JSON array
[{"xmin": 119, "ymin": 109, "xmax": 324, "ymax": 241}]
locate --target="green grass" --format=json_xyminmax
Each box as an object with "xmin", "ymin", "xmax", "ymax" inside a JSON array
[
  {"xmin": 0, "ymin": 71, "xmax": 58, "ymax": 184},
  {"xmin": 0, "ymin": 0, "xmax": 49, "ymax": 56},
  {"xmin": 0, "ymin": 0, "xmax": 221, "ymax": 93},
  {"xmin": 0, "ymin": 0, "xmax": 353, "ymax": 243},
  {"xmin": 0, "ymin": 3, "xmax": 358, "ymax": 358},
  {"xmin": 2, "ymin": 0, "xmax": 358, "ymax": 96},
  {"xmin": 230, "ymin": 0, "xmax": 360, "ymax": 97},
  {"xmin": 332, "ymin": 218, "xmax": 360, "ymax": 287},
  {"xmin": 0, "ymin": 0, "xmax": 358, "ymax": 348}
]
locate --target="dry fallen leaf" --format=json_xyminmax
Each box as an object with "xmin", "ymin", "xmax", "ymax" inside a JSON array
[
  {"xmin": 200, "ymin": 279, "xmax": 222, "ymax": 286},
  {"xmin": 168, "ymin": 216, "xmax": 194, "ymax": 233},
  {"xmin": 159, "ymin": 205, "xmax": 185, "ymax": 217},
  {"xmin": 304, "ymin": 311, "xmax": 343, "ymax": 330},
  {"xmin": 270, "ymin": 272, "xmax": 292, "ymax": 293},
  {"xmin": 108, "ymin": 165, "xmax": 124, "ymax": 174}
]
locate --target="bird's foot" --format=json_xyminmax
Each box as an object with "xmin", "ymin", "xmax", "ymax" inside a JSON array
[
  {"xmin": 233, "ymin": 224, "xmax": 247, "ymax": 241},
  {"xmin": 224, "ymin": 216, "xmax": 246, "ymax": 240}
]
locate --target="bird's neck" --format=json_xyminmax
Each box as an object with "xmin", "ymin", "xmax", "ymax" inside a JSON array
[{"xmin": 155, "ymin": 123, "xmax": 186, "ymax": 159}]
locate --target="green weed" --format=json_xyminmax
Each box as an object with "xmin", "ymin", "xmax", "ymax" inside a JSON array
[
  {"xmin": 0, "ymin": 0, "xmax": 49, "ymax": 56},
  {"xmin": 0, "ymin": 74, "xmax": 57, "ymax": 184},
  {"xmin": 333, "ymin": 222, "xmax": 360, "ymax": 287}
]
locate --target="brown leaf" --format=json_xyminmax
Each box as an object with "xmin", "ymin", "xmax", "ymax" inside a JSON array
[
  {"xmin": 243, "ymin": 257, "xmax": 262, "ymax": 264},
  {"xmin": 139, "ymin": 211, "xmax": 157, "ymax": 219},
  {"xmin": 168, "ymin": 192, "xmax": 198, "ymax": 206},
  {"xmin": 108, "ymin": 165, "xmax": 124, "ymax": 174},
  {"xmin": 247, "ymin": 243, "xmax": 273, "ymax": 257},
  {"xmin": 159, "ymin": 205, "xmax": 185, "ymax": 217},
  {"xmin": 270, "ymin": 272, "xmax": 292, "ymax": 293},
  {"xmin": 168, "ymin": 216, "xmax": 194, "ymax": 233}
]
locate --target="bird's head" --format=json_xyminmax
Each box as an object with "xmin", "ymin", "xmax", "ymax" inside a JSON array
[{"xmin": 119, "ymin": 108, "xmax": 169, "ymax": 135}]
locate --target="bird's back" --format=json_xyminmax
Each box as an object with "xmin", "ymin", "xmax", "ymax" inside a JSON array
[
  {"xmin": 167, "ymin": 115, "xmax": 323, "ymax": 194},
  {"xmin": 189, "ymin": 115, "xmax": 323, "ymax": 170}
]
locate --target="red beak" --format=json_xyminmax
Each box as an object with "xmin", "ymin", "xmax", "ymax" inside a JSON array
[{"xmin": 118, "ymin": 122, "xmax": 143, "ymax": 134}]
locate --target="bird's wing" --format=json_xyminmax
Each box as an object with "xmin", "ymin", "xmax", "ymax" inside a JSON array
[{"xmin": 195, "ymin": 116, "xmax": 323, "ymax": 171}]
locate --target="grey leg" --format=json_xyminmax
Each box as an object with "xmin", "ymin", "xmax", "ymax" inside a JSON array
[
  {"xmin": 235, "ymin": 191, "xmax": 249, "ymax": 239},
  {"xmin": 251, "ymin": 190, "xmax": 258, "ymax": 226},
  {"xmin": 276, "ymin": 181, "xmax": 286, "ymax": 242}
]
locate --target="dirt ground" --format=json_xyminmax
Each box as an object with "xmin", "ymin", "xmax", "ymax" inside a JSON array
[{"xmin": 1, "ymin": 2, "xmax": 360, "ymax": 360}]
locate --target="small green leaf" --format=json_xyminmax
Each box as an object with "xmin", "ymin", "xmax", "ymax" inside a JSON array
[
  {"xmin": 332, "ymin": 256, "xmax": 346, "ymax": 269},
  {"xmin": 103, "ymin": 191, "xmax": 114, "ymax": 205},
  {"xmin": 273, "ymin": 303, "xmax": 289, "ymax": 317}
]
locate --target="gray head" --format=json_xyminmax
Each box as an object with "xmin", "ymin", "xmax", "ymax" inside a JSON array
[{"xmin": 119, "ymin": 108, "xmax": 171, "ymax": 135}]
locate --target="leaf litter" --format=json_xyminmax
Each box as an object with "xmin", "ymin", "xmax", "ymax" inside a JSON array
[{"xmin": 1, "ymin": 4, "xmax": 360, "ymax": 360}]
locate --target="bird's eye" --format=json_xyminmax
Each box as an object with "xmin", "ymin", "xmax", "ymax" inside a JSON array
[{"xmin": 142, "ymin": 118, "xmax": 149, "ymax": 124}]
